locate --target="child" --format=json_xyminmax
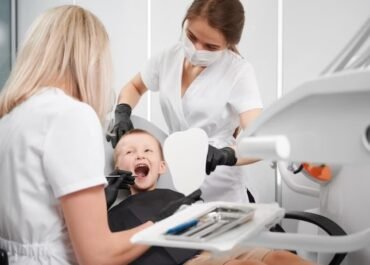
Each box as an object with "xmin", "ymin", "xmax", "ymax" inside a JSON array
[
  {"xmin": 109, "ymin": 129, "xmax": 201, "ymax": 264},
  {"xmin": 108, "ymin": 129, "xmax": 315, "ymax": 265},
  {"xmin": 114, "ymin": 128, "xmax": 167, "ymax": 195}
]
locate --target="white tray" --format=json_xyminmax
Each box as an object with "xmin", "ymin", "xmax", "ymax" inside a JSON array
[{"xmin": 131, "ymin": 202, "xmax": 285, "ymax": 252}]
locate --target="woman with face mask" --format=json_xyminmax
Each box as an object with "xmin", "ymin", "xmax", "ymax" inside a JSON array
[{"xmin": 108, "ymin": 0, "xmax": 263, "ymax": 203}]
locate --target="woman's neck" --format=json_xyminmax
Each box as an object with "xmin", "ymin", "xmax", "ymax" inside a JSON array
[
  {"xmin": 183, "ymin": 59, "xmax": 205, "ymax": 74},
  {"xmin": 181, "ymin": 60, "xmax": 205, "ymax": 97}
]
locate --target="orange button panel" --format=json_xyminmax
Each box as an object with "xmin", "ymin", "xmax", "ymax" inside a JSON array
[{"xmin": 302, "ymin": 163, "xmax": 332, "ymax": 182}]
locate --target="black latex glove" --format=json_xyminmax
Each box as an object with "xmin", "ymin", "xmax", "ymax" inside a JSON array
[
  {"xmin": 152, "ymin": 189, "xmax": 203, "ymax": 222},
  {"xmin": 105, "ymin": 169, "xmax": 135, "ymax": 208},
  {"xmin": 106, "ymin": 103, "xmax": 134, "ymax": 148},
  {"xmin": 206, "ymin": 145, "xmax": 237, "ymax": 175}
]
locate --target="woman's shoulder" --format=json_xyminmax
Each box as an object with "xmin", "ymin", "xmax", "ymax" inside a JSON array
[
  {"xmin": 29, "ymin": 88, "xmax": 101, "ymax": 132},
  {"xmin": 153, "ymin": 42, "xmax": 183, "ymax": 62},
  {"xmin": 224, "ymin": 50, "xmax": 255, "ymax": 71},
  {"xmin": 39, "ymin": 88, "xmax": 97, "ymax": 117},
  {"xmin": 9, "ymin": 87, "xmax": 96, "ymax": 122},
  {"xmin": 216, "ymin": 52, "xmax": 256, "ymax": 83}
]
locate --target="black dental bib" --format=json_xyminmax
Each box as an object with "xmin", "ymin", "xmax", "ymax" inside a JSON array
[{"xmin": 108, "ymin": 189, "xmax": 201, "ymax": 265}]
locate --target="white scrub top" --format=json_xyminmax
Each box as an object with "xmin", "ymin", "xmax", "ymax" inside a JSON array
[
  {"xmin": 141, "ymin": 43, "xmax": 263, "ymax": 203},
  {"xmin": 0, "ymin": 88, "xmax": 107, "ymax": 264}
]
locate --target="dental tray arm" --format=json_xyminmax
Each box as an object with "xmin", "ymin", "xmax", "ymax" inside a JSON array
[{"xmin": 245, "ymin": 227, "xmax": 370, "ymax": 254}]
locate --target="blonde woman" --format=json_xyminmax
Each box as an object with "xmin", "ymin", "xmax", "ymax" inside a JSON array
[{"xmin": 0, "ymin": 5, "xmax": 156, "ymax": 265}]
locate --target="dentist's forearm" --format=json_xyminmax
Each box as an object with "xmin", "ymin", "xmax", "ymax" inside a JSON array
[
  {"xmin": 236, "ymin": 157, "xmax": 260, "ymax": 166},
  {"xmin": 118, "ymin": 83, "xmax": 142, "ymax": 107},
  {"xmin": 118, "ymin": 74, "xmax": 148, "ymax": 108},
  {"xmin": 228, "ymin": 145, "xmax": 260, "ymax": 166}
]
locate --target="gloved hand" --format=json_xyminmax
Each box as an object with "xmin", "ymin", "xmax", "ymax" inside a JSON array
[
  {"xmin": 206, "ymin": 145, "xmax": 237, "ymax": 175},
  {"xmin": 105, "ymin": 169, "xmax": 135, "ymax": 208},
  {"xmin": 106, "ymin": 103, "xmax": 134, "ymax": 148},
  {"xmin": 152, "ymin": 189, "xmax": 203, "ymax": 222}
]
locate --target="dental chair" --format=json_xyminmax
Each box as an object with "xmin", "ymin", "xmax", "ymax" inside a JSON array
[{"xmin": 105, "ymin": 115, "xmax": 348, "ymax": 265}]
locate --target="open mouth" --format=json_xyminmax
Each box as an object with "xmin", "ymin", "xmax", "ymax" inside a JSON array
[{"xmin": 134, "ymin": 163, "xmax": 150, "ymax": 178}]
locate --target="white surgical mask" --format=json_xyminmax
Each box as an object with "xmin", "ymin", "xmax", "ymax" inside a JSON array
[{"xmin": 182, "ymin": 34, "xmax": 224, "ymax": 67}]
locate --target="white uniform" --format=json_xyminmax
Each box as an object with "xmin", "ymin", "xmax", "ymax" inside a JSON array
[
  {"xmin": 0, "ymin": 88, "xmax": 107, "ymax": 264},
  {"xmin": 141, "ymin": 43, "xmax": 263, "ymax": 202}
]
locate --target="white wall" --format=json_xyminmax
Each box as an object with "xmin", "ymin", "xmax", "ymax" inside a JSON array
[
  {"xmin": 15, "ymin": 0, "xmax": 370, "ymax": 232},
  {"xmin": 238, "ymin": 0, "xmax": 278, "ymax": 204},
  {"xmin": 76, "ymin": 0, "xmax": 149, "ymax": 118},
  {"xmin": 283, "ymin": 0, "xmax": 370, "ymax": 93},
  {"xmin": 0, "ymin": 0, "xmax": 12, "ymax": 88}
]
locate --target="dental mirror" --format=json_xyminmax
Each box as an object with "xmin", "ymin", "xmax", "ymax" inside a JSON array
[{"xmin": 163, "ymin": 128, "xmax": 208, "ymax": 195}]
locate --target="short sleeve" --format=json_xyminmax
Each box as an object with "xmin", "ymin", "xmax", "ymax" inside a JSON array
[
  {"xmin": 229, "ymin": 63, "xmax": 263, "ymax": 113},
  {"xmin": 43, "ymin": 103, "xmax": 107, "ymax": 198},
  {"xmin": 140, "ymin": 51, "xmax": 163, "ymax": 92}
]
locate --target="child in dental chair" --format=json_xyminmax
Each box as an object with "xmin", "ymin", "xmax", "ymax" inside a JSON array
[{"xmin": 108, "ymin": 129, "xmax": 315, "ymax": 265}]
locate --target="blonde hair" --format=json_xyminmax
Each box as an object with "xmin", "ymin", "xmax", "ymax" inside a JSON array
[
  {"xmin": 0, "ymin": 5, "xmax": 113, "ymax": 122},
  {"xmin": 114, "ymin": 129, "xmax": 164, "ymax": 168}
]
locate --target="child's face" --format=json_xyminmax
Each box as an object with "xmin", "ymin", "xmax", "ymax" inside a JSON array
[{"xmin": 115, "ymin": 133, "xmax": 166, "ymax": 194}]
